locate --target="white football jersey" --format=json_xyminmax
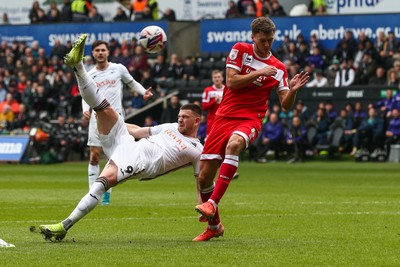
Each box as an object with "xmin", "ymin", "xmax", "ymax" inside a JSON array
[
  {"xmin": 140, "ymin": 123, "xmax": 203, "ymax": 179},
  {"xmin": 83, "ymin": 62, "xmax": 132, "ymax": 118}
]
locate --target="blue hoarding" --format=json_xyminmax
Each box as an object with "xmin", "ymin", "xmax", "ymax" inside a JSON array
[
  {"xmin": 0, "ymin": 136, "xmax": 30, "ymax": 162},
  {"xmin": 0, "ymin": 21, "xmax": 168, "ymax": 56},
  {"xmin": 201, "ymin": 13, "xmax": 400, "ymax": 53}
]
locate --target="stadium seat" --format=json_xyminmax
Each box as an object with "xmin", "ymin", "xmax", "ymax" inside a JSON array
[
  {"xmin": 200, "ymin": 78, "xmax": 212, "ymax": 87},
  {"xmin": 316, "ymin": 127, "xmax": 344, "ymax": 159}
]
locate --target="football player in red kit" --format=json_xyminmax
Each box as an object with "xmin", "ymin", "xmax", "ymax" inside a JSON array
[{"xmin": 193, "ymin": 17, "xmax": 310, "ymax": 241}]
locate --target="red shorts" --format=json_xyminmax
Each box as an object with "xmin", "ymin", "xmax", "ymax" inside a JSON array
[{"xmin": 201, "ymin": 116, "xmax": 261, "ymax": 161}]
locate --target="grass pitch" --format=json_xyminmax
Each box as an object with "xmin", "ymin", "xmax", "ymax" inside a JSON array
[{"xmin": 0, "ymin": 161, "xmax": 399, "ymax": 266}]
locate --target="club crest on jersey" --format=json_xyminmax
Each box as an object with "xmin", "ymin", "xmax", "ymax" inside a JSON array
[
  {"xmin": 244, "ymin": 55, "xmax": 253, "ymax": 65},
  {"xmin": 229, "ymin": 49, "xmax": 238, "ymax": 60}
]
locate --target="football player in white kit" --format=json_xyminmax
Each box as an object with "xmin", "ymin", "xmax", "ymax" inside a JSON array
[
  {"xmin": 39, "ymin": 34, "xmax": 204, "ymax": 241},
  {"xmin": 82, "ymin": 40, "xmax": 141, "ymax": 205}
]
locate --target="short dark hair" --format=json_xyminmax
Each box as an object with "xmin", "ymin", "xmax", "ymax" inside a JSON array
[
  {"xmin": 181, "ymin": 103, "xmax": 202, "ymax": 117},
  {"xmin": 251, "ymin": 17, "xmax": 275, "ymax": 35},
  {"xmin": 92, "ymin": 40, "xmax": 109, "ymax": 51}
]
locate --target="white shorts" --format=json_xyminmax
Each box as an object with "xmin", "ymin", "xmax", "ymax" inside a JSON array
[{"xmin": 99, "ymin": 116, "xmax": 148, "ymax": 182}]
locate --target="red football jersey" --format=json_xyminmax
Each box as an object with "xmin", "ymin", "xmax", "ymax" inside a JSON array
[
  {"xmin": 202, "ymin": 85, "xmax": 225, "ymax": 134},
  {"xmin": 216, "ymin": 42, "xmax": 289, "ymax": 120}
]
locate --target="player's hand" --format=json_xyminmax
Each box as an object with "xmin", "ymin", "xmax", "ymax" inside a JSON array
[
  {"xmin": 289, "ymin": 71, "xmax": 310, "ymax": 92},
  {"xmin": 260, "ymin": 65, "xmax": 278, "ymax": 77},
  {"xmin": 143, "ymin": 87, "xmax": 153, "ymax": 101}
]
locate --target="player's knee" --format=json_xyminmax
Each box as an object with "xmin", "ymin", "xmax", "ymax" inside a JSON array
[{"xmin": 226, "ymin": 138, "xmax": 245, "ymax": 154}]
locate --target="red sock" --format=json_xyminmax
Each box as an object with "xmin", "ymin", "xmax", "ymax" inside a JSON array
[
  {"xmin": 199, "ymin": 184, "xmax": 220, "ymax": 226},
  {"xmin": 210, "ymin": 155, "xmax": 239, "ymax": 204}
]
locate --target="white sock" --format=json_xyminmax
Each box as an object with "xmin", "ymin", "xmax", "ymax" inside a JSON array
[
  {"xmin": 73, "ymin": 61, "xmax": 105, "ymax": 108},
  {"xmin": 64, "ymin": 182, "xmax": 106, "ymax": 227},
  {"xmin": 88, "ymin": 163, "xmax": 100, "ymax": 189}
]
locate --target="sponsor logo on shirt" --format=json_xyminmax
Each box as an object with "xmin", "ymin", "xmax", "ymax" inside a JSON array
[
  {"xmin": 96, "ymin": 79, "xmax": 117, "ymax": 88},
  {"xmin": 164, "ymin": 129, "xmax": 187, "ymax": 151}
]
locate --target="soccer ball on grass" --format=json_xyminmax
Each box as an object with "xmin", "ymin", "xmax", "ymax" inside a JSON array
[{"xmin": 138, "ymin": 25, "xmax": 167, "ymax": 54}]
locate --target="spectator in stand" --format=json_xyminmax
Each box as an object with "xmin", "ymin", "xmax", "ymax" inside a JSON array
[
  {"xmin": 47, "ymin": 0, "xmax": 61, "ymax": 23},
  {"xmin": 331, "ymin": 108, "xmax": 354, "ymax": 153},
  {"xmin": 29, "ymin": 1, "xmax": 46, "ymax": 24},
  {"xmin": 355, "ymin": 50, "xmax": 377, "ymax": 85},
  {"xmin": 306, "ymin": 68, "xmax": 328, "ymax": 87},
  {"xmin": 226, "ymin": 1, "xmax": 240, "ymax": 18},
  {"xmin": 353, "ymin": 101, "xmax": 368, "ymax": 129},
  {"xmin": 161, "ymin": 8, "xmax": 176, "ymax": 21},
  {"xmin": 297, "ymin": 41, "xmax": 310, "ymax": 68},
  {"xmin": 6, "ymin": 80, "xmax": 22, "ymax": 104},
  {"xmin": 375, "ymin": 31, "xmax": 387, "ymax": 62},
  {"xmin": 255, "ymin": 112, "xmax": 284, "ymax": 162},
  {"xmin": 383, "ymin": 31, "xmax": 399, "ymax": 59},
  {"xmin": 135, "ymin": 6, "xmax": 153, "ymax": 21},
  {"xmin": 334, "ymin": 59, "xmax": 355, "ymax": 87},
  {"xmin": 244, "ymin": 4, "xmax": 257, "ymax": 17},
  {"xmin": 129, "ymin": 45, "xmax": 150, "ymax": 81},
  {"xmin": 237, "ymin": 0, "xmax": 256, "ymax": 16},
  {"xmin": 129, "ymin": 91, "xmax": 145, "ymax": 113},
  {"xmin": 143, "ymin": 115, "xmax": 158, "ymax": 127},
  {"xmin": 276, "ymin": 35, "xmax": 291, "ymax": 60},
  {"xmin": 10, "ymin": 103, "xmax": 30, "ymax": 130},
  {"xmin": 88, "ymin": 5, "xmax": 104, "ymax": 22},
  {"xmin": 364, "ymin": 39, "xmax": 379, "ymax": 62},
  {"xmin": 369, "ymin": 67, "xmax": 387, "ymax": 85},
  {"xmin": 130, "ymin": 0, "xmax": 147, "ymax": 21},
  {"xmin": 151, "ymin": 54, "xmax": 169, "ymax": 85},
  {"xmin": 335, "ymin": 30, "xmax": 357, "ymax": 60},
  {"xmin": 197, "ymin": 114, "xmax": 207, "ymax": 144},
  {"xmin": 353, "ymin": 42, "xmax": 366, "ymax": 70},
  {"xmin": 308, "ymin": 46, "xmax": 325, "ymax": 70},
  {"xmin": 295, "ymin": 100, "xmax": 311, "ymax": 123},
  {"xmin": 182, "ymin": 56, "xmax": 199, "ymax": 81},
  {"xmin": 370, "ymin": 89, "xmax": 394, "ymax": 120},
  {"xmin": 282, "ymin": 42, "xmax": 298, "ymax": 63},
  {"xmin": 117, "ymin": 48, "xmax": 133, "ymax": 69},
  {"xmin": 308, "ymin": 0, "xmax": 327, "ymax": 15},
  {"xmin": 0, "ymin": 80, "xmax": 7, "ymax": 102},
  {"xmin": 113, "ymin": 7, "xmax": 129, "ymax": 21},
  {"xmin": 0, "ymin": 104, "xmax": 14, "ymax": 132},
  {"xmin": 348, "ymin": 107, "xmax": 384, "ymax": 156},
  {"xmin": 60, "ymin": 0, "xmax": 73, "ymax": 22},
  {"xmin": 335, "ymin": 41, "xmax": 355, "ymax": 63},
  {"xmin": 309, "ymin": 33, "xmax": 323, "ymax": 55},
  {"xmin": 148, "ymin": 0, "xmax": 158, "ymax": 20},
  {"xmin": 358, "ymin": 31, "xmax": 371, "ymax": 47},
  {"xmin": 386, "ymin": 68, "xmax": 399, "ymax": 86},
  {"xmin": 285, "ymin": 116, "xmax": 307, "ymax": 163},
  {"xmin": 324, "ymin": 100, "xmax": 338, "ymax": 123},
  {"xmin": 309, "ymin": 107, "xmax": 330, "ymax": 146},
  {"xmin": 270, "ymin": 0, "xmax": 287, "ymax": 16},
  {"xmin": 2, "ymin": 13, "xmax": 10, "ymax": 25},
  {"xmin": 71, "ymin": 0, "xmax": 91, "ymax": 22},
  {"xmin": 50, "ymin": 39, "xmax": 68, "ymax": 61},
  {"xmin": 385, "ymin": 108, "xmax": 400, "ymax": 157},
  {"xmin": 0, "ymin": 92, "xmax": 19, "ymax": 114},
  {"xmin": 160, "ymin": 95, "xmax": 181, "ymax": 123}
]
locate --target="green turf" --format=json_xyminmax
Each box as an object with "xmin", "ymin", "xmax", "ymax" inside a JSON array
[{"xmin": 0, "ymin": 161, "xmax": 399, "ymax": 266}]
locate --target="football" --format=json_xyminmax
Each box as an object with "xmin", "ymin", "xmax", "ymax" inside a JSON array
[{"xmin": 138, "ymin": 25, "xmax": 167, "ymax": 54}]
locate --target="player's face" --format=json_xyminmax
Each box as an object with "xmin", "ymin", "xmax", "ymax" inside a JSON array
[
  {"xmin": 212, "ymin": 73, "xmax": 223, "ymax": 86},
  {"xmin": 252, "ymin": 32, "xmax": 274, "ymax": 57},
  {"xmin": 92, "ymin": 44, "xmax": 109, "ymax": 64},
  {"xmin": 177, "ymin": 109, "xmax": 199, "ymax": 136}
]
